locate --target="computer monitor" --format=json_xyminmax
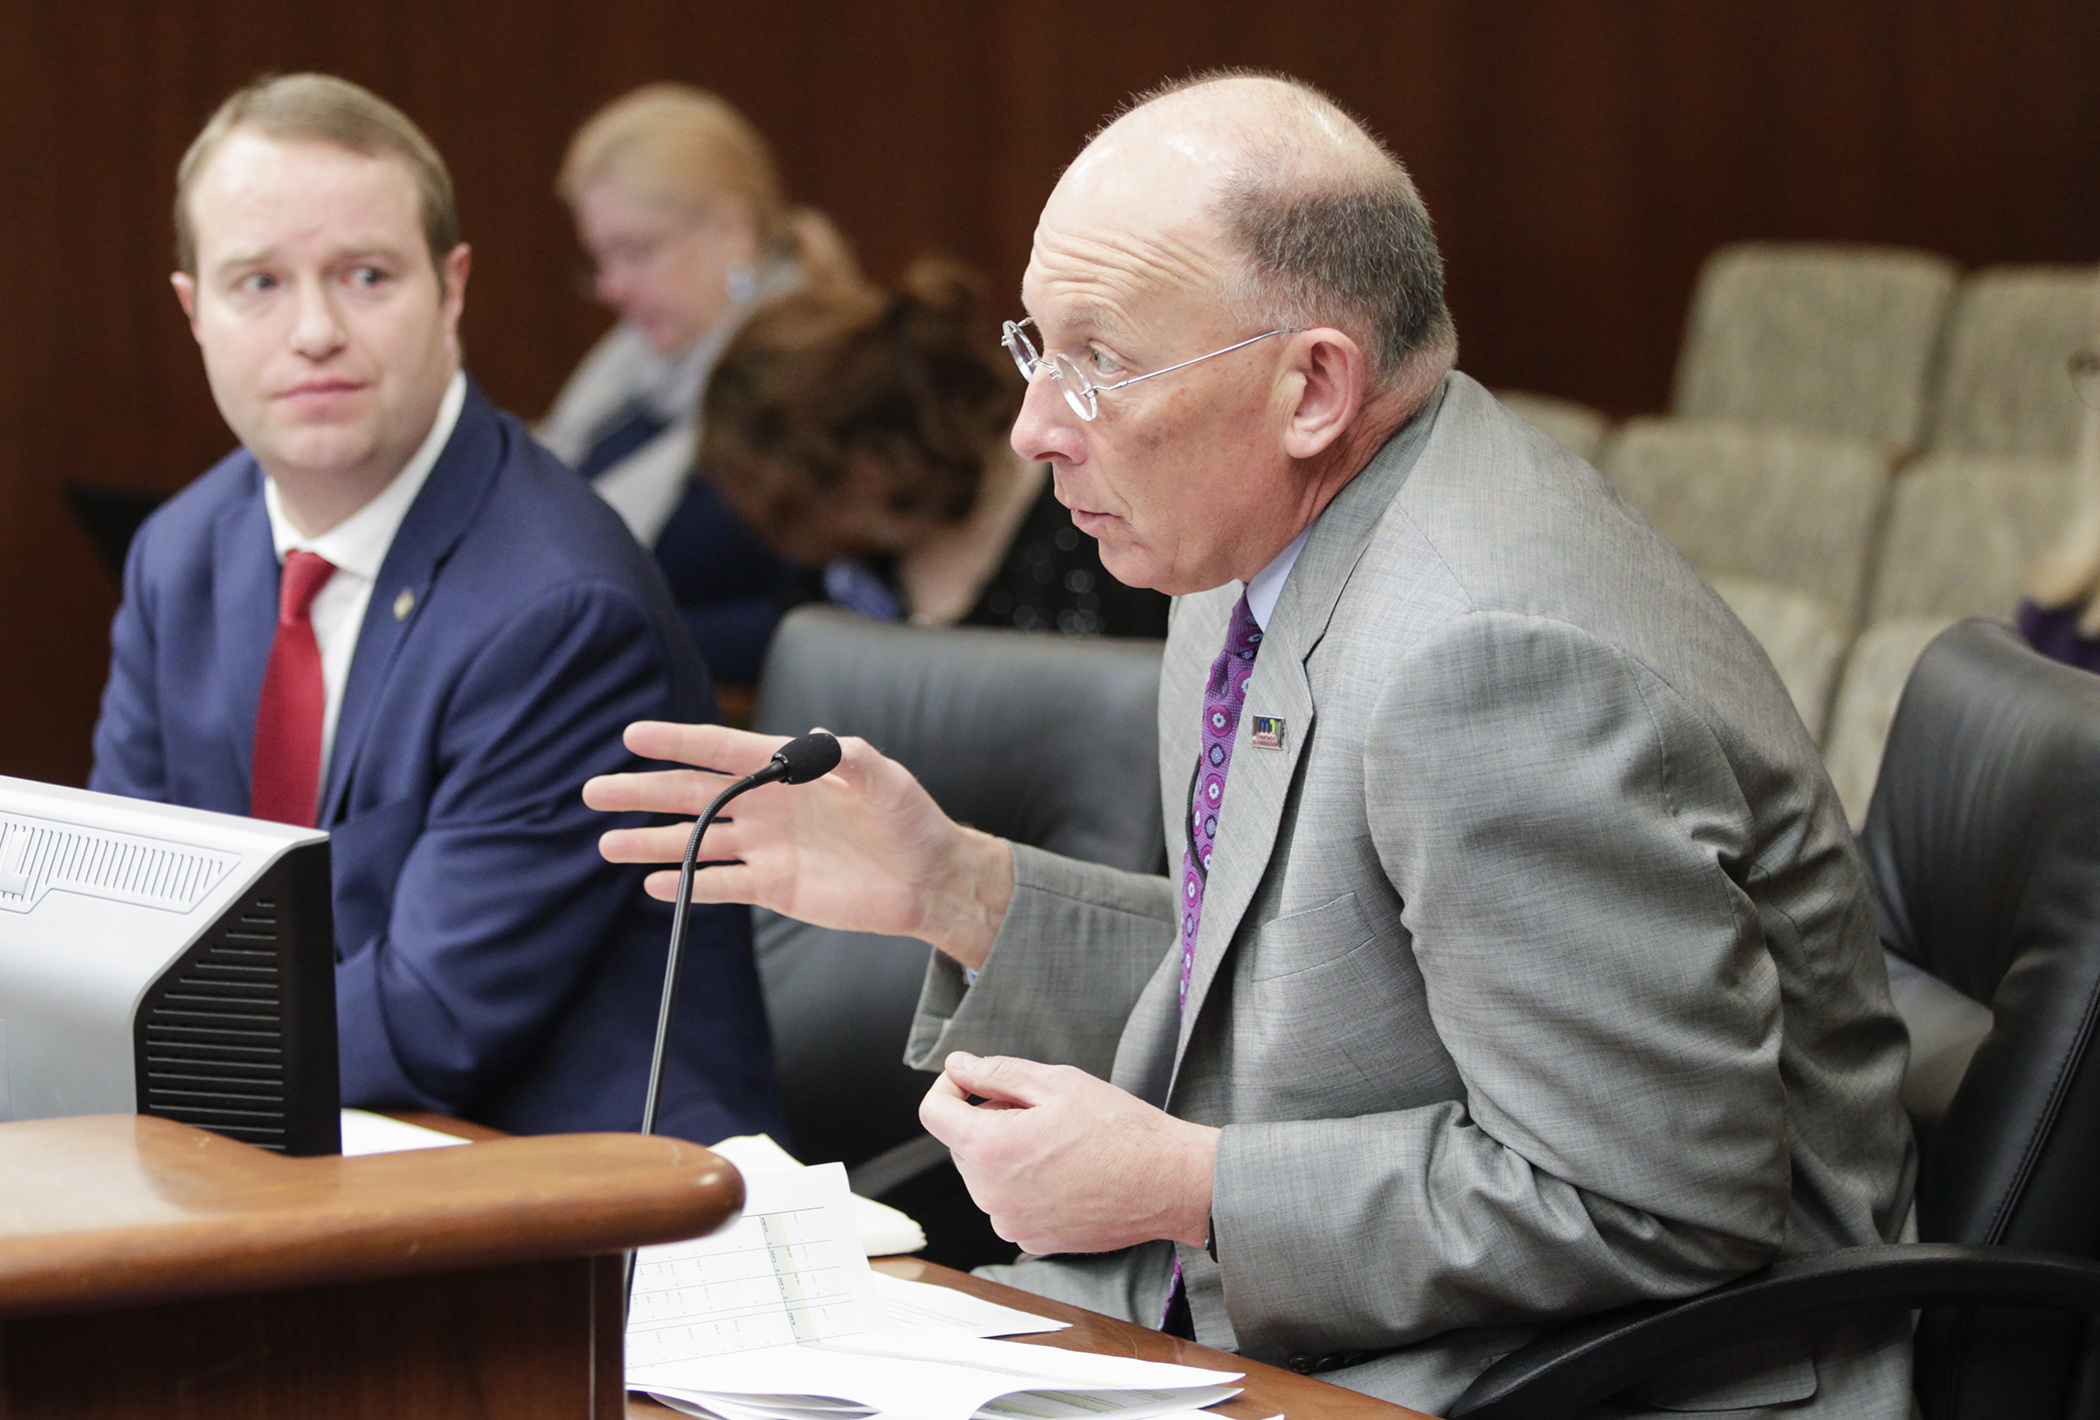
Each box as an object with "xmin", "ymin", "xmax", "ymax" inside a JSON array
[{"xmin": 0, "ymin": 775, "xmax": 340, "ymax": 1154}]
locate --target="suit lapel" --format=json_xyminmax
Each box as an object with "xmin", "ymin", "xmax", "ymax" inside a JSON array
[
  {"xmin": 1168, "ymin": 381, "xmax": 1451, "ymax": 1076},
  {"xmin": 214, "ymin": 464, "xmax": 280, "ymax": 791},
  {"xmin": 319, "ymin": 381, "xmax": 505, "ymax": 825}
]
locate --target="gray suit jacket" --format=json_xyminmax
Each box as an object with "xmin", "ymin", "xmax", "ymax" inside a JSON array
[{"xmin": 907, "ymin": 374, "xmax": 1916, "ymax": 1416}]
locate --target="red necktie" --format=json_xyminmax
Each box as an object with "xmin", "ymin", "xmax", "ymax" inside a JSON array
[{"xmin": 250, "ymin": 550, "xmax": 337, "ymax": 826}]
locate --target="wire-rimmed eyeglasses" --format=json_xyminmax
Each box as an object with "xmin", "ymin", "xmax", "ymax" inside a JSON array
[
  {"xmin": 2070, "ymin": 349, "xmax": 2100, "ymax": 412},
  {"xmin": 1002, "ymin": 318, "xmax": 1295, "ymax": 421}
]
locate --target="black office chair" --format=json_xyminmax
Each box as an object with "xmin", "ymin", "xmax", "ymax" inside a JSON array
[
  {"xmin": 1452, "ymin": 619, "xmax": 2100, "ymax": 1420},
  {"xmin": 63, "ymin": 481, "xmax": 167, "ymax": 583},
  {"xmin": 750, "ymin": 606, "xmax": 1165, "ymax": 1268}
]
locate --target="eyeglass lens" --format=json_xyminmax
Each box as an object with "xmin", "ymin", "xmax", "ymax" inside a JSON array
[{"xmin": 1004, "ymin": 322, "xmax": 1100, "ymax": 420}]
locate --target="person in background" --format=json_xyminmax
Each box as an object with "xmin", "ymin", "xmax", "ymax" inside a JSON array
[
  {"xmin": 543, "ymin": 83, "xmax": 858, "ymax": 684},
  {"xmin": 94, "ymin": 73, "xmax": 782, "ymax": 1145},
  {"xmin": 700, "ymin": 259, "xmax": 1169, "ymax": 638},
  {"xmin": 2019, "ymin": 288, "xmax": 2100, "ymax": 672}
]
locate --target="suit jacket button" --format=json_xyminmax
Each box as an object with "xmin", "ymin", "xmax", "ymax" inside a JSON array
[{"xmin": 1287, "ymin": 1354, "xmax": 1318, "ymax": 1374}]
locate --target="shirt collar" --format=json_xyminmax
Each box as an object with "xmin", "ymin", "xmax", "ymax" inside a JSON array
[
  {"xmin": 1244, "ymin": 523, "xmax": 1313, "ymax": 631},
  {"xmin": 264, "ymin": 370, "xmax": 467, "ymax": 578}
]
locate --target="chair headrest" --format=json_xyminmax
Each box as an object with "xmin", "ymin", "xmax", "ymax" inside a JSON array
[
  {"xmin": 1862, "ymin": 618, "xmax": 2100, "ymax": 1003},
  {"xmin": 752, "ymin": 607, "xmax": 1165, "ymax": 874}
]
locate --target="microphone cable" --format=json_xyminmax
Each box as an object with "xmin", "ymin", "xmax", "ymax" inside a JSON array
[{"xmin": 639, "ymin": 730, "xmax": 843, "ymax": 1138}]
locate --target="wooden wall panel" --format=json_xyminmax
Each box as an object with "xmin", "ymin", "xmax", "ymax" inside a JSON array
[{"xmin": 1, "ymin": 0, "xmax": 2094, "ymax": 784}]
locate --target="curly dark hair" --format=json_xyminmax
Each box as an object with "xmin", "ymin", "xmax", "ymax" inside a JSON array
[{"xmin": 699, "ymin": 258, "xmax": 1024, "ymax": 565}]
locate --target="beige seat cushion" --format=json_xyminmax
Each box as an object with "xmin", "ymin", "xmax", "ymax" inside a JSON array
[
  {"xmin": 1867, "ymin": 455, "xmax": 2074, "ymax": 622},
  {"xmin": 1925, "ymin": 265, "xmax": 2098, "ymax": 459},
  {"xmin": 1602, "ymin": 417, "xmax": 1893, "ymax": 624},
  {"xmin": 1672, "ymin": 242, "xmax": 1958, "ymax": 451}
]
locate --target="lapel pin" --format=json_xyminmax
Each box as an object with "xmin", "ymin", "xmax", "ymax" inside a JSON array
[
  {"xmin": 393, "ymin": 588, "xmax": 416, "ymax": 622},
  {"xmin": 1250, "ymin": 716, "xmax": 1285, "ymax": 750}
]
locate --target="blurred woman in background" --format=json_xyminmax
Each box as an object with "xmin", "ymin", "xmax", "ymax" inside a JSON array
[
  {"xmin": 543, "ymin": 83, "xmax": 856, "ymax": 683},
  {"xmin": 2019, "ymin": 288, "xmax": 2100, "ymax": 673},
  {"xmin": 700, "ymin": 259, "xmax": 1169, "ymax": 639}
]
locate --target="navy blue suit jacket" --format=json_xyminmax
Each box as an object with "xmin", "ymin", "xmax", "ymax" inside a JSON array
[{"xmin": 92, "ymin": 379, "xmax": 786, "ymax": 1145}]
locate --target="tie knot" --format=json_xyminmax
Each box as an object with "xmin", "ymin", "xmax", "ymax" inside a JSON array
[
  {"xmin": 1222, "ymin": 593, "xmax": 1262, "ymax": 659},
  {"xmin": 278, "ymin": 551, "xmax": 336, "ymax": 624}
]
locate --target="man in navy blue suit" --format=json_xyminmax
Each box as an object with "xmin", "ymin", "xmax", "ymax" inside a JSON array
[{"xmin": 91, "ymin": 73, "xmax": 784, "ymax": 1145}]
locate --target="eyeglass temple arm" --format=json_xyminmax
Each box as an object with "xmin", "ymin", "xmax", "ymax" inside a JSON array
[{"xmin": 1097, "ymin": 327, "xmax": 1294, "ymax": 395}]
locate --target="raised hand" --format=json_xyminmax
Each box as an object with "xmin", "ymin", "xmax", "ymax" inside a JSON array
[
  {"xmin": 583, "ymin": 721, "xmax": 1014, "ymax": 969},
  {"xmin": 921, "ymin": 1051, "xmax": 1219, "ymax": 1256}
]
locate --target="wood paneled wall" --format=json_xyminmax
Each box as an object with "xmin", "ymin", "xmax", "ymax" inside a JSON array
[{"xmin": 1, "ymin": 1, "xmax": 2094, "ymax": 783}]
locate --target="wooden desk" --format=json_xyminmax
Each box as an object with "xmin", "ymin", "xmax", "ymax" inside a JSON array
[
  {"xmin": 398, "ymin": 1114, "xmax": 1436, "ymax": 1419},
  {"xmin": 0, "ymin": 1114, "xmax": 740, "ymax": 1418},
  {"xmin": 623, "ymin": 1258, "xmax": 1435, "ymax": 1420}
]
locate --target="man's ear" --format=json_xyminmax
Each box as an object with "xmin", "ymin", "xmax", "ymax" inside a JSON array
[
  {"xmin": 170, "ymin": 272, "xmax": 199, "ymax": 334},
  {"xmin": 1280, "ymin": 328, "xmax": 1367, "ymax": 460},
  {"xmin": 439, "ymin": 243, "xmax": 472, "ymax": 320}
]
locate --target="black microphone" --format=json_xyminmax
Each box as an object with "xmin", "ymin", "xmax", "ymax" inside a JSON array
[{"xmin": 638, "ymin": 730, "xmax": 840, "ymax": 1138}]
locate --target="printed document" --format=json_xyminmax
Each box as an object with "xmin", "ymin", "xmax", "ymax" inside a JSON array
[{"xmin": 627, "ymin": 1161, "xmax": 1245, "ymax": 1420}]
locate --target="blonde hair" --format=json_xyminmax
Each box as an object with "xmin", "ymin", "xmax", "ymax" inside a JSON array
[
  {"xmin": 2024, "ymin": 289, "xmax": 2100, "ymax": 633},
  {"xmin": 558, "ymin": 83, "xmax": 853, "ymax": 286},
  {"xmin": 175, "ymin": 73, "xmax": 458, "ymax": 278}
]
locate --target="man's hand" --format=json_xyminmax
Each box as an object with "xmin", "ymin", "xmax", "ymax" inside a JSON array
[
  {"xmin": 921, "ymin": 1052, "xmax": 1220, "ymax": 1256},
  {"xmin": 584, "ymin": 722, "xmax": 1014, "ymax": 970}
]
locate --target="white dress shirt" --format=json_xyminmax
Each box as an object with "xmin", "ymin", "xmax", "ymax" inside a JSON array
[
  {"xmin": 262, "ymin": 370, "xmax": 466, "ymax": 790},
  {"xmin": 1245, "ymin": 524, "xmax": 1312, "ymax": 631}
]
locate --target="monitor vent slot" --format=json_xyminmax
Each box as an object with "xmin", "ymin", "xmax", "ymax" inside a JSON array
[{"xmin": 139, "ymin": 897, "xmax": 292, "ymax": 1150}]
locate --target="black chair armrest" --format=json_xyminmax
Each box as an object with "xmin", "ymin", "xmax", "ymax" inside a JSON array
[{"xmin": 1451, "ymin": 1243, "xmax": 2100, "ymax": 1420}]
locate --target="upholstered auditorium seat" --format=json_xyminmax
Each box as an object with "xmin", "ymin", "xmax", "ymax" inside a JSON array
[
  {"xmin": 1924, "ymin": 264, "xmax": 2098, "ymax": 460},
  {"xmin": 1815, "ymin": 454, "xmax": 2071, "ymax": 821},
  {"xmin": 1601, "ymin": 416, "xmax": 1893, "ymax": 627},
  {"xmin": 1670, "ymin": 242, "xmax": 1958, "ymax": 452},
  {"xmin": 1866, "ymin": 454, "xmax": 2072, "ymax": 623}
]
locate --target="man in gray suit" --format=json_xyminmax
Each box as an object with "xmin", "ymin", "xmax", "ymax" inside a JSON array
[{"xmin": 589, "ymin": 73, "xmax": 1915, "ymax": 1416}]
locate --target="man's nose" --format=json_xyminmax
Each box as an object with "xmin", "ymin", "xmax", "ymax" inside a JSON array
[
  {"xmin": 289, "ymin": 279, "xmax": 347, "ymax": 359},
  {"xmin": 1010, "ymin": 372, "xmax": 1085, "ymax": 466}
]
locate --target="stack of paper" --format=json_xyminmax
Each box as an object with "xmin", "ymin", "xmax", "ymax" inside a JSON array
[
  {"xmin": 627, "ymin": 1162, "xmax": 1248, "ymax": 1420},
  {"xmin": 708, "ymin": 1133, "xmax": 927, "ymax": 1257}
]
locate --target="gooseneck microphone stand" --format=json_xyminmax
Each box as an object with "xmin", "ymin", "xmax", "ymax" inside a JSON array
[{"xmin": 627, "ymin": 730, "xmax": 842, "ymax": 1308}]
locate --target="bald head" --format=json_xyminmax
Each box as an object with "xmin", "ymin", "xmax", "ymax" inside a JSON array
[{"xmin": 1061, "ymin": 73, "xmax": 1456, "ymax": 403}]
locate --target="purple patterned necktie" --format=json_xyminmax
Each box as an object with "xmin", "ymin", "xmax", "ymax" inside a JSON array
[
  {"xmin": 1179, "ymin": 593, "xmax": 1263, "ymax": 1011},
  {"xmin": 1163, "ymin": 592, "xmax": 1263, "ymax": 1333}
]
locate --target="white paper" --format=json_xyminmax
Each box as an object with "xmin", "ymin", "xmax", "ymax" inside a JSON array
[
  {"xmin": 873, "ymin": 1272, "xmax": 1069, "ymax": 1339},
  {"xmin": 338, "ymin": 1108, "xmax": 470, "ymax": 1155},
  {"xmin": 641, "ymin": 1332, "xmax": 1241, "ymax": 1420},
  {"xmin": 975, "ymin": 1388, "xmax": 1241, "ymax": 1419},
  {"xmin": 711, "ymin": 1134, "xmax": 928, "ymax": 1257},
  {"xmin": 629, "ymin": 1163, "xmax": 1241, "ymax": 1420},
  {"xmin": 630, "ymin": 1162, "xmax": 882, "ymax": 1365}
]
